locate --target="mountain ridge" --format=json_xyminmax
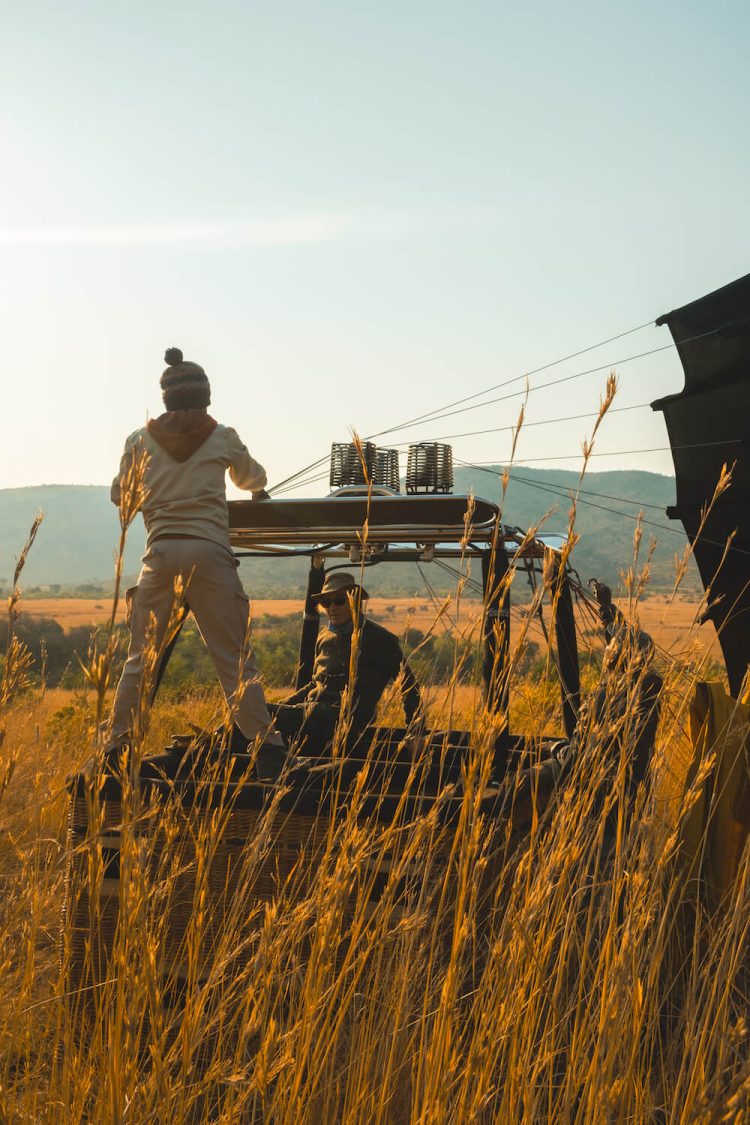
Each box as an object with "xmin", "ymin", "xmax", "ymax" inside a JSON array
[{"xmin": 0, "ymin": 470, "xmax": 691, "ymax": 596}]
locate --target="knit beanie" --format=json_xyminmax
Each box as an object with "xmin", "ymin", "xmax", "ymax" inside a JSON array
[{"xmin": 160, "ymin": 347, "xmax": 211, "ymax": 410}]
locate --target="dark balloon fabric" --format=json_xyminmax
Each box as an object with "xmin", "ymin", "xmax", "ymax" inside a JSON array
[{"xmin": 652, "ymin": 273, "xmax": 750, "ymax": 695}]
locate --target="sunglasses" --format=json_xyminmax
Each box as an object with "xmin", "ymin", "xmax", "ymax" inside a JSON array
[{"xmin": 318, "ymin": 593, "xmax": 350, "ymax": 609}]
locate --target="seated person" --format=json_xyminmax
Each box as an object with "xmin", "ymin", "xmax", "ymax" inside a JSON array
[{"xmin": 274, "ymin": 572, "xmax": 423, "ymax": 754}]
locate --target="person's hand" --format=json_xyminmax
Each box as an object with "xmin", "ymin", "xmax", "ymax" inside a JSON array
[
  {"xmin": 252, "ymin": 489, "xmax": 270, "ymax": 501},
  {"xmin": 590, "ymin": 579, "xmax": 612, "ymax": 609}
]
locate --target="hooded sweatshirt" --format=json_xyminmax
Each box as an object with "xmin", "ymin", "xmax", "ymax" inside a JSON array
[{"xmin": 111, "ymin": 410, "xmax": 267, "ymax": 550}]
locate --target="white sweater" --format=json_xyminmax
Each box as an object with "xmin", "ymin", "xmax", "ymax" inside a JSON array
[{"xmin": 111, "ymin": 422, "xmax": 266, "ymax": 550}]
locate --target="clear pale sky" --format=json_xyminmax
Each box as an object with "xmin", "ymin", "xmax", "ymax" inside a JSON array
[{"xmin": 2, "ymin": 0, "xmax": 748, "ymax": 494}]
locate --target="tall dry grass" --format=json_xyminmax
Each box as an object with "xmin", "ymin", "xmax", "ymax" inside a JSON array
[
  {"xmin": 1, "ymin": 426, "xmax": 749, "ymax": 1121},
  {"xmin": 3, "ymin": 612, "xmax": 748, "ymax": 1121}
]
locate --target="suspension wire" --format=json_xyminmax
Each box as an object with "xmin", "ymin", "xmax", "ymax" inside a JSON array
[
  {"xmin": 457, "ymin": 459, "xmax": 750, "ymax": 558},
  {"xmin": 431, "ymin": 557, "xmax": 557, "ymax": 649},
  {"xmin": 267, "ymin": 318, "xmax": 655, "ymax": 493},
  {"xmin": 505, "ymin": 471, "xmax": 671, "ymax": 513},
  {"xmin": 385, "ymin": 402, "xmax": 650, "ymax": 446},
  {"xmin": 429, "ymin": 521, "xmax": 698, "ymax": 671},
  {"xmin": 370, "ymin": 318, "xmax": 749, "ymax": 439},
  {"xmin": 271, "ymin": 455, "xmax": 331, "ymax": 495},
  {"xmin": 572, "ymin": 597, "xmax": 598, "ymax": 658},
  {"xmin": 426, "ymin": 555, "xmax": 535, "ymax": 647},
  {"xmin": 519, "ymin": 553, "xmax": 555, "ymax": 652},
  {"xmin": 467, "ymin": 437, "xmax": 745, "ymax": 466},
  {"xmin": 416, "ymin": 555, "xmax": 546, "ymax": 648},
  {"xmin": 415, "ymin": 563, "xmax": 456, "ymax": 633},
  {"xmin": 430, "ymin": 559, "xmax": 551, "ymax": 650},
  {"xmin": 424, "ymin": 534, "xmax": 682, "ymax": 667},
  {"xmin": 367, "ymin": 320, "xmax": 656, "ymax": 438},
  {"xmin": 274, "ymin": 432, "xmax": 737, "ymax": 499},
  {"xmin": 570, "ymin": 583, "xmax": 605, "ymax": 653},
  {"xmin": 435, "ymin": 545, "xmax": 684, "ymax": 669},
  {"xmin": 514, "ymin": 604, "xmax": 553, "ymax": 647},
  {"xmin": 270, "ymin": 316, "xmax": 748, "ymax": 495},
  {"xmin": 432, "ymin": 558, "xmax": 484, "ymax": 597},
  {"xmin": 517, "ymin": 555, "xmax": 553, "ymax": 650},
  {"xmin": 460, "ymin": 458, "xmax": 688, "ymax": 538},
  {"xmin": 535, "ymin": 600, "xmax": 552, "ymax": 649},
  {"xmin": 368, "ymin": 342, "xmax": 674, "ymax": 438},
  {"xmin": 567, "ymin": 573, "xmax": 680, "ymax": 667},
  {"xmin": 273, "ymin": 468, "xmax": 332, "ymax": 496}
]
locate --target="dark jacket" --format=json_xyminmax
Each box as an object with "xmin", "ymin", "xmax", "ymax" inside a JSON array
[{"xmin": 285, "ymin": 617, "xmax": 422, "ymax": 732}]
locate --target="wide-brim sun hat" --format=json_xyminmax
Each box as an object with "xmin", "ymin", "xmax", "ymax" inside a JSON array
[{"xmin": 310, "ymin": 572, "xmax": 369, "ymax": 602}]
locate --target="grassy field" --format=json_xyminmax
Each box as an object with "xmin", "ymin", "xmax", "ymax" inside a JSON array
[
  {"xmin": 22, "ymin": 590, "xmax": 723, "ymax": 661},
  {"xmin": 1, "ymin": 630, "xmax": 748, "ymax": 1119},
  {"xmin": 1, "ymin": 498, "xmax": 747, "ymax": 1121},
  {"xmin": 2, "ymin": 673, "xmax": 746, "ymax": 1122}
]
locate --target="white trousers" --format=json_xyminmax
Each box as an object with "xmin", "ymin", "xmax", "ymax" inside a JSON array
[{"xmin": 110, "ymin": 538, "xmax": 279, "ymax": 745}]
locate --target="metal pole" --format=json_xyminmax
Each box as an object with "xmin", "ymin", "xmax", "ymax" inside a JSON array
[
  {"xmin": 296, "ymin": 555, "xmax": 326, "ymax": 690},
  {"xmin": 552, "ymin": 560, "xmax": 580, "ymax": 739},
  {"xmin": 481, "ymin": 543, "xmax": 511, "ymax": 718}
]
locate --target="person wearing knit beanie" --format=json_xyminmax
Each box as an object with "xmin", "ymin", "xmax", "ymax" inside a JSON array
[
  {"xmin": 160, "ymin": 346, "xmax": 212, "ymax": 411},
  {"xmin": 108, "ymin": 347, "xmax": 285, "ymax": 770}
]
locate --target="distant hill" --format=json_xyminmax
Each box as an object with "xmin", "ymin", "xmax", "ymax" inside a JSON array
[
  {"xmin": 0, "ymin": 486, "xmax": 144, "ymax": 588},
  {"xmin": 454, "ymin": 465, "xmax": 690, "ymax": 593},
  {"xmin": 0, "ymin": 470, "xmax": 695, "ymax": 598}
]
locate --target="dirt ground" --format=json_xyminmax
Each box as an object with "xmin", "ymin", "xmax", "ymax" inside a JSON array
[{"xmin": 21, "ymin": 592, "xmax": 720, "ymax": 660}]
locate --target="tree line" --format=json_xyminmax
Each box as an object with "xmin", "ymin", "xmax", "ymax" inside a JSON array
[{"xmin": 0, "ymin": 612, "xmax": 541, "ymax": 692}]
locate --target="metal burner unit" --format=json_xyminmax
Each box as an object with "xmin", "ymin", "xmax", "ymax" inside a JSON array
[
  {"xmin": 405, "ymin": 443, "xmax": 453, "ymax": 494},
  {"xmin": 330, "ymin": 441, "xmax": 400, "ymax": 491}
]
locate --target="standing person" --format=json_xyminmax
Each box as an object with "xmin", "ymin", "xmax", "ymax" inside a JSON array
[
  {"xmin": 108, "ymin": 347, "xmax": 284, "ymax": 766},
  {"xmin": 274, "ymin": 572, "xmax": 423, "ymax": 754}
]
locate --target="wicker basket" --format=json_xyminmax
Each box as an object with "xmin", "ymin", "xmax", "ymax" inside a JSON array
[{"xmin": 64, "ymin": 733, "xmax": 550, "ymax": 1045}]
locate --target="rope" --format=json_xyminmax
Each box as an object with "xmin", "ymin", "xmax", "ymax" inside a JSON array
[
  {"xmin": 268, "ymin": 317, "xmax": 656, "ymax": 493},
  {"xmin": 506, "ymin": 472, "xmax": 667, "ymax": 513},
  {"xmin": 466, "ymin": 438, "xmax": 745, "ymax": 466},
  {"xmin": 275, "ymin": 435, "xmax": 741, "ymax": 505},
  {"xmin": 269, "ymin": 314, "xmax": 749, "ymax": 509},
  {"xmin": 567, "ymin": 574, "xmax": 678, "ymax": 667},
  {"xmin": 432, "ymin": 558, "xmax": 484, "ymax": 598},
  {"xmin": 367, "ymin": 320, "xmax": 655, "ymax": 440},
  {"xmin": 369, "ymin": 317, "xmax": 750, "ymax": 438},
  {"xmin": 431, "ymin": 558, "xmax": 556, "ymax": 649},
  {"xmin": 415, "ymin": 563, "xmax": 456, "ymax": 633},
  {"xmin": 386, "ymin": 402, "xmax": 650, "ymax": 446},
  {"xmin": 458, "ymin": 460, "xmax": 750, "ymax": 558},
  {"xmin": 366, "ymin": 342, "xmax": 675, "ymax": 439}
]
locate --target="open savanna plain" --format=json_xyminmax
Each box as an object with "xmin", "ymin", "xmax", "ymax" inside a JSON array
[
  {"xmin": 1, "ymin": 575, "xmax": 748, "ymax": 1121},
  {"xmin": 23, "ymin": 591, "xmax": 722, "ymax": 661}
]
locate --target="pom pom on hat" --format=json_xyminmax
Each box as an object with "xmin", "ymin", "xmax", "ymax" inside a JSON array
[{"xmin": 160, "ymin": 346, "xmax": 211, "ymax": 410}]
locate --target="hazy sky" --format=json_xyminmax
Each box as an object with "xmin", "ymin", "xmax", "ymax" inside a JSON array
[{"xmin": 2, "ymin": 0, "xmax": 748, "ymax": 494}]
